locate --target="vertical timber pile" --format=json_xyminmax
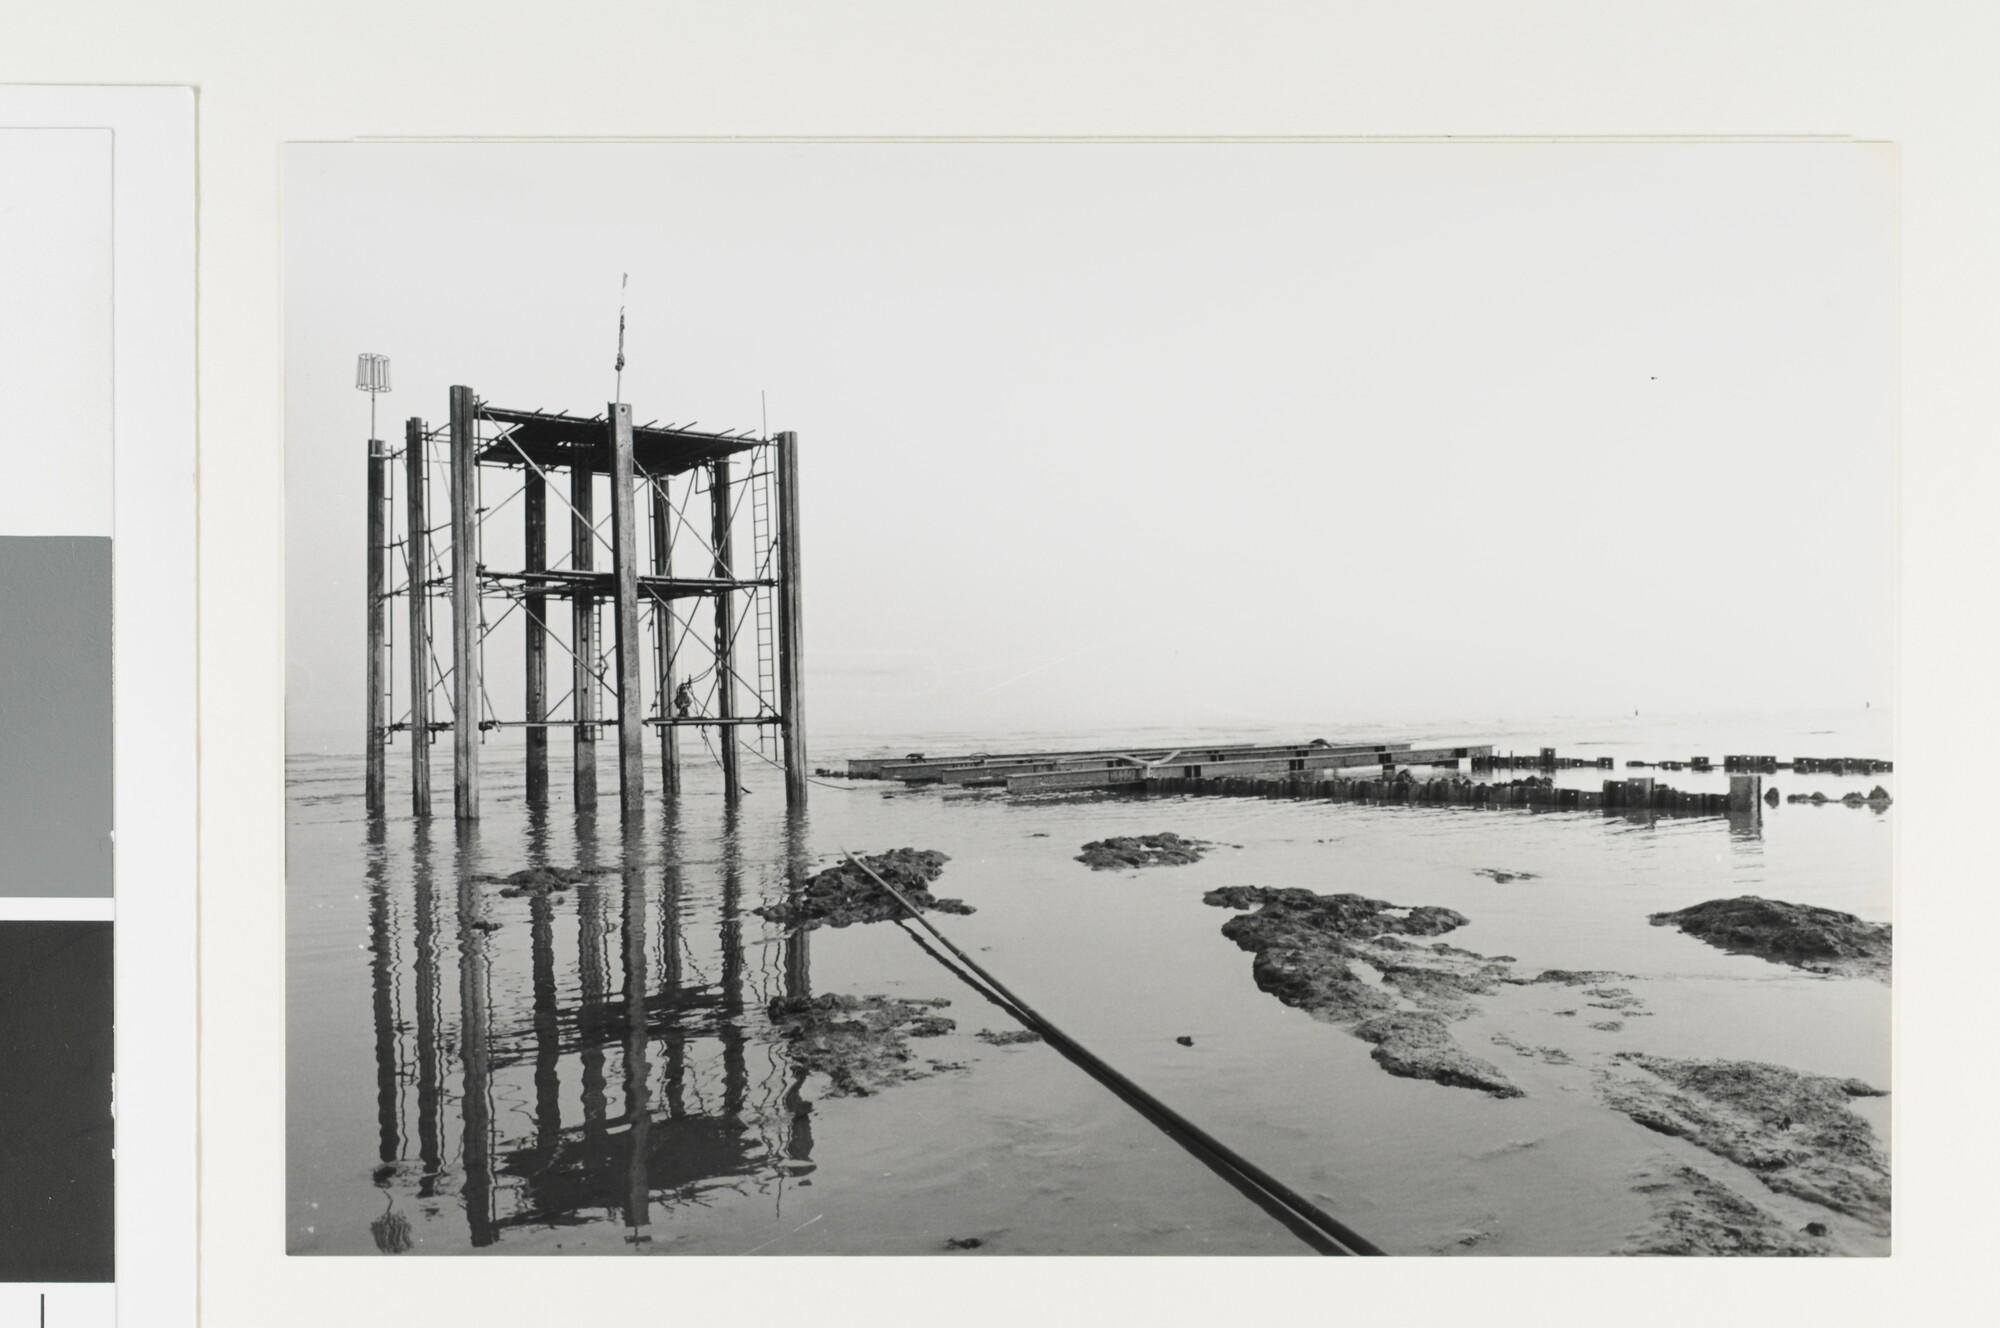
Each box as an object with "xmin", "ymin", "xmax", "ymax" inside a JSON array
[
  {"xmin": 774, "ymin": 432, "xmax": 808, "ymax": 808},
  {"xmin": 650, "ymin": 479, "xmax": 679, "ymax": 796},
  {"xmin": 365, "ymin": 435, "xmax": 390, "ymax": 814},
  {"xmin": 709, "ymin": 457, "xmax": 740, "ymax": 800},
  {"xmin": 403, "ymin": 417, "xmax": 432, "ymax": 817},
  {"xmin": 1728, "ymin": 774, "xmax": 1763, "ymax": 813},
  {"xmin": 571, "ymin": 439, "xmax": 599, "ymax": 811},
  {"xmin": 523, "ymin": 467, "xmax": 549, "ymax": 805},
  {"xmin": 449, "ymin": 385, "xmax": 480, "ymax": 821},
  {"xmin": 607, "ymin": 404, "xmax": 646, "ymax": 819}
]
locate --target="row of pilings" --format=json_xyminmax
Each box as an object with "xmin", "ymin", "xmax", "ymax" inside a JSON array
[{"xmin": 1142, "ymin": 772, "xmax": 1756, "ymax": 816}]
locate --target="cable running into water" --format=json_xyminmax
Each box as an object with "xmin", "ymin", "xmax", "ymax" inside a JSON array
[{"xmin": 837, "ymin": 849, "xmax": 1386, "ymax": 1257}]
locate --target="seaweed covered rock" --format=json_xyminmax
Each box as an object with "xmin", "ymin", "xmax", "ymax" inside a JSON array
[
  {"xmin": 1352, "ymin": 1012, "xmax": 1523, "ymax": 1098},
  {"xmin": 1076, "ymin": 832, "xmax": 1213, "ymax": 872},
  {"xmin": 1505, "ymin": 968, "xmax": 1634, "ymax": 987},
  {"xmin": 765, "ymin": 993, "xmax": 959, "ymax": 1096},
  {"xmin": 1203, "ymin": 886, "xmax": 1468, "ymax": 941},
  {"xmin": 1786, "ymin": 786, "xmax": 1893, "ymax": 808},
  {"xmin": 975, "ymin": 1029, "xmax": 1042, "ymax": 1046},
  {"xmin": 1598, "ymin": 1054, "xmax": 1890, "ymax": 1223},
  {"xmin": 1649, "ymin": 896, "xmax": 1891, "ymax": 979},
  {"xmin": 753, "ymin": 849, "xmax": 971, "ymax": 930},
  {"xmin": 1619, "ymin": 1161, "xmax": 1829, "ymax": 1256},
  {"xmin": 1205, "ymin": 886, "xmax": 1519, "ymax": 1096}
]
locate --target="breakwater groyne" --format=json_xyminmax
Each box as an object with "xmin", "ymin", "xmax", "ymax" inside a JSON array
[
  {"xmin": 1144, "ymin": 772, "xmax": 1760, "ymax": 817},
  {"xmin": 826, "ymin": 736, "xmax": 1892, "ymax": 815}
]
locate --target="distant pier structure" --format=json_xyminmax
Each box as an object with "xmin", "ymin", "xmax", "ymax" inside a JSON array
[{"xmin": 363, "ymin": 383, "xmax": 807, "ymax": 819}]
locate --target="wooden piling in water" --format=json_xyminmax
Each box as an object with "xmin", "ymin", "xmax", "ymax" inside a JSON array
[
  {"xmin": 649, "ymin": 476, "xmax": 679, "ymax": 798},
  {"xmin": 709, "ymin": 456, "xmax": 740, "ymax": 801},
  {"xmin": 1728, "ymin": 774, "xmax": 1763, "ymax": 813},
  {"xmin": 524, "ymin": 468, "xmax": 549, "ymax": 806},
  {"xmin": 607, "ymin": 404, "xmax": 646, "ymax": 820},
  {"xmin": 448, "ymin": 385, "xmax": 480, "ymax": 821},
  {"xmin": 404, "ymin": 418, "xmax": 432, "ymax": 817},
  {"xmin": 365, "ymin": 435, "xmax": 390, "ymax": 814},
  {"xmin": 775, "ymin": 432, "xmax": 808, "ymax": 809},
  {"xmin": 571, "ymin": 439, "xmax": 599, "ymax": 812}
]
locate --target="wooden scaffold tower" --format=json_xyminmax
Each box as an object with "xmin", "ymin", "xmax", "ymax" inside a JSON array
[{"xmin": 363, "ymin": 383, "xmax": 807, "ymax": 820}]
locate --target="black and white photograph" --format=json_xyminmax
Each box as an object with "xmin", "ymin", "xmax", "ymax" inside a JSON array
[{"xmin": 284, "ymin": 140, "xmax": 1894, "ymax": 1258}]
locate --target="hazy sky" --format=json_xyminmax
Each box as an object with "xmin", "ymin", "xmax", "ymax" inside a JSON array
[{"xmin": 285, "ymin": 141, "xmax": 1893, "ymax": 753}]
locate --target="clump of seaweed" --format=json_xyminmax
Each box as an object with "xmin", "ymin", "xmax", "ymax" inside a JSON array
[
  {"xmin": 1649, "ymin": 896, "xmax": 1890, "ymax": 979},
  {"xmin": 1076, "ymin": 832, "xmax": 1215, "ymax": 871},
  {"xmin": 1205, "ymin": 886, "xmax": 1521, "ymax": 1097},
  {"xmin": 753, "ymin": 849, "xmax": 972, "ymax": 930},
  {"xmin": 766, "ymin": 993, "xmax": 959, "ymax": 1096},
  {"xmin": 1598, "ymin": 1054, "xmax": 1889, "ymax": 1223}
]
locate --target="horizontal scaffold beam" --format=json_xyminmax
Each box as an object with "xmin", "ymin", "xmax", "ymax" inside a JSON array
[
  {"xmin": 1005, "ymin": 744, "xmax": 1493, "ymax": 794},
  {"xmin": 477, "ymin": 715, "xmax": 780, "ymax": 730},
  {"xmin": 479, "ymin": 568, "xmax": 776, "ymax": 600},
  {"xmin": 643, "ymin": 715, "xmax": 779, "ymax": 729}
]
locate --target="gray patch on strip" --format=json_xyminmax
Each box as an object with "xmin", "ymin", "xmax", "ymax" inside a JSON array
[{"xmin": 0, "ymin": 537, "xmax": 112, "ymax": 896}]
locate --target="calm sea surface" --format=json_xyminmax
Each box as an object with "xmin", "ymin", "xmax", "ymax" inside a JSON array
[{"xmin": 287, "ymin": 710, "xmax": 1892, "ymax": 1256}]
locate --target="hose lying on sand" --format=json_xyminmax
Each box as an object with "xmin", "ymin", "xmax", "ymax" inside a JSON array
[{"xmin": 839, "ymin": 848, "xmax": 1386, "ymax": 1257}]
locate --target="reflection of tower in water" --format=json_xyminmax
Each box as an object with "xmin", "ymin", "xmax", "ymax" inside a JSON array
[
  {"xmin": 364, "ymin": 816, "xmax": 417, "ymax": 1255},
  {"xmin": 455, "ymin": 821, "xmax": 497, "ymax": 1246},
  {"xmin": 364, "ymin": 805, "xmax": 822, "ymax": 1250},
  {"xmin": 411, "ymin": 824, "xmax": 445, "ymax": 1197},
  {"xmin": 365, "ymin": 817, "xmax": 400, "ymax": 1176}
]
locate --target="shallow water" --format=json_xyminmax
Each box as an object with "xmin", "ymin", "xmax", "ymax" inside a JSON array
[{"xmin": 287, "ymin": 710, "xmax": 1892, "ymax": 1256}]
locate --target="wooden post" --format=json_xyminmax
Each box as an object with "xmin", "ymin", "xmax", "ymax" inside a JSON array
[
  {"xmin": 404, "ymin": 418, "xmax": 432, "ymax": 818},
  {"xmin": 608, "ymin": 404, "xmax": 646, "ymax": 820},
  {"xmin": 650, "ymin": 477, "xmax": 680, "ymax": 797},
  {"xmin": 523, "ymin": 468, "xmax": 549, "ymax": 805},
  {"xmin": 572, "ymin": 441, "xmax": 599, "ymax": 812},
  {"xmin": 775, "ymin": 432, "xmax": 808, "ymax": 808},
  {"xmin": 365, "ymin": 436, "xmax": 390, "ymax": 814},
  {"xmin": 1728, "ymin": 774, "xmax": 1763, "ymax": 812},
  {"xmin": 448, "ymin": 385, "xmax": 480, "ymax": 821},
  {"xmin": 709, "ymin": 457, "xmax": 740, "ymax": 800}
]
